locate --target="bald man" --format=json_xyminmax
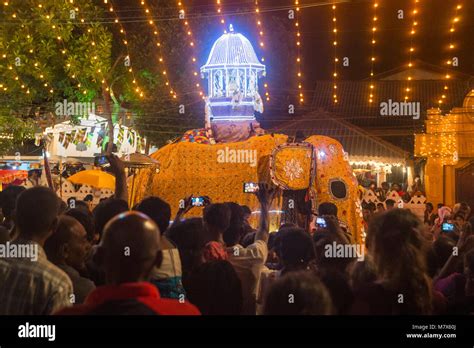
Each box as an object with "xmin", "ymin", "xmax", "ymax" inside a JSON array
[{"xmin": 56, "ymin": 212, "xmax": 200, "ymax": 315}]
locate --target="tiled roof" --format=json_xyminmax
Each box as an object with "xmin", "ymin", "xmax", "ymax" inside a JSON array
[{"xmin": 309, "ymin": 80, "xmax": 474, "ymax": 130}]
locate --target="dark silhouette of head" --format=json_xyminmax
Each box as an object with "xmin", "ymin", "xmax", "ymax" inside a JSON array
[
  {"xmin": 385, "ymin": 199, "xmax": 395, "ymax": 209},
  {"xmin": 95, "ymin": 211, "xmax": 163, "ymax": 284},
  {"xmin": 203, "ymin": 203, "xmax": 231, "ymax": 241},
  {"xmin": 367, "ymin": 208, "xmax": 432, "ymax": 314},
  {"xmin": 166, "ymin": 218, "xmax": 209, "ymax": 284},
  {"xmin": 44, "ymin": 215, "xmax": 91, "ymax": 271},
  {"xmin": 15, "ymin": 187, "xmax": 60, "ymax": 244},
  {"xmin": 134, "ymin": 196, "xmax": 171, "ymax": 235},
  {"xmin": 318, "ymin": 202, "xmax": 338, "ymax": 217},
  {"xmin": 65, "ymin": 208, "xmax": 95, "ymax": 243},
  {"xmin": 93, "ymin": 198, "xmax": 129, "ymax": 241},
  {"xmin": 273, "ymin": 227, "xmax": 315, "ymax": 273},
  {"xmin": 187, "ymin": 260, "xmax": 242, "ymax": 315},
  {"xmin": 0, "ymin": 185, "xmax": 26, "ymax": 221},
  {"xmin": 263, "ymin": 271, "xmax": 333, "ymax": 315},
  {"xmin": 425, "ymin": 202, "xmax": 433, "ymax": 211}
]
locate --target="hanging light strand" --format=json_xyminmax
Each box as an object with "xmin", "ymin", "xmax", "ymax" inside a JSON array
[
  {"xmin": 255, "ymin": 0, "xmax": 270, "ymax": 102},
  {"xmin": 368, "ymin": 0, "xmax": 379, "ymax": 104},
  {"xmin": 0, "ymin": 2, "xmax": 28, "ymax": 94},
  {"xmin": 105, "ymin": 0, "xmax": 144, "ymax": 98},
  {"xmin": 139, "ymin": 0, "xmax": 177, "ymax": 99},
  {"xmin": 176, "ymin": 1, "xmax": 204, "ymax": 98},
  {"xmin": 332, "ymin": 2, "xmax": 338, "ymax": 104},
  {"xmin": 405, "ymin": 0, "xmax": 421, "ymax": 101},
  {"xmin": 295, "ymin": 0, "xmax": 304, "ymax": 103},
  {"xmin": 216, "ymin": 0, "xmax": 226, "ymax": 28},
  {"xmin": 437, "ymin": 2, "xmax": 462, "ymax": 106}
]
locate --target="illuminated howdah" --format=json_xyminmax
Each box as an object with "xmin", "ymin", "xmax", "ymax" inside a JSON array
[{"xmin": 201, "ymin": 25, "xmax": 266, "ymax": 142}]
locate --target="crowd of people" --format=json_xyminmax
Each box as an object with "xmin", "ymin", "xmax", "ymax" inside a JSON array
[
  {"xmin": 0, "ymin": 155, "xmax": 473, "ymax": 315},
  {"xmin": 360, "ymin": 176, "xmax": 425, "ymax": 204}
]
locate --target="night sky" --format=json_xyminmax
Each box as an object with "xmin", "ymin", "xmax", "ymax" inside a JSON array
[{"xmin": 113, "ymin": 0, "xmax": 474, "ymax": 137}]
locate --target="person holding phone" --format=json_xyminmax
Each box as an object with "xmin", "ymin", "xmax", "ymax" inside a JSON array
[{"xmin": 225, "ymin": 183, "xmax": 280, "ymax": 315}]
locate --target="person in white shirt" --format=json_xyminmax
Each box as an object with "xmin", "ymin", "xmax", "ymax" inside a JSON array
[{"xmin": 225, "ymin": 184, "xmax": 279, "ymax": 315}]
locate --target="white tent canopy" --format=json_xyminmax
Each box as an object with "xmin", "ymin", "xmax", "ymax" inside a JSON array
[{"xmin": 44, "ymin": 114, "xmax": 143, "ymax": 158}]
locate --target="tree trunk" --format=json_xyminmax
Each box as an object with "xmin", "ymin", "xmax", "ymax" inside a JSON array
[{"xmin": 102, "ymin": 85, "xmax": 114, "ymax": 154}]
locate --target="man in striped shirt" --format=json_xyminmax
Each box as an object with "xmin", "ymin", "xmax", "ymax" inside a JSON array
[{"xmin": 0, "ymin": 187, "xmax": 73, "ymax": 315}]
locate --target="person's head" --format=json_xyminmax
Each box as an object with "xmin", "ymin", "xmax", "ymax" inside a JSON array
[
  {"xmin": 369, "ymin": 182, "xmax": 376, "ymax": 190},
  {"xmin": 187, "ymin": 260, "xmax": 242, "ymax": 315},
  {"xmin": 453, "ymin": 212, "xmax": 466, "ymax": 228},
  {"xmin": 385, "ymin": 199, "xmax": 395, "ymax": 210},
  {"xmin": 367, "ymin": 209, "xmax": 432, "ymax": 314},
  {"xmin": 92, "ymin": 198, "xmax": 129, "ymax": 241},
  {"xmin": 362, "ymin": 206, "xmax": 371, "ymax": 222},
  {"xmin": 28, "ymin": 169, "xmax": 39, "ymax": 180},
  {"xmin": 391, "ymin": 183, "xmax": 401, "ymax": 192},
  {"xmin": 263, "ymin": 271, "xmax": 333, "ymax": 315},
  {"xmin": 314, "ymin": 230, "xmax": 355, "ymax": 273},
  {"xmin": 0, "ymin": 185, "xmax": 26, "ymax": 221},
  {"xmin": 203, "ymin": 203, "xmax": 231, "ymax": 241},
  {"xmin": 318, "ymin": 202, "xmax": 338, "ymax": 217},
  {"xmin": 437, "ymin": 203, "xmax": 444, "ymax": 210},
  {"xmin": 134, "ymin": 196, "xmax": 171, "ymax": 235},
  {"xmin": 95, "ymin": 211, "xmax": 162, "ymax": 284},
  {"xmin": 222, "ymin": 202, "xmax": 245, "ymax": 247},
  {"xmin": 427, "ymin": 236, "xmax": 457, "ymax": 277},
  {"xmin": 318, "ymin": 269, "xmax": 354, "ymax": 315},
  {"xmin": 459, "ymin": 202, "xmax": 471, "ymax": 218},
  {"xmin": 425, "ymin": 202, "xmax": 434, "ymax": 213},
  {"xmin": 15, "ymin": 187, "xmax": 60, "ymax": 243},
  {"xmin": 65, "ymin": 208, "xmax": 95, "ymax": 243},
  {"xmin": 367, "ymin": 202, "xmax": 376, "ymax": 212},
  {"xmin": 381, "ymin": 182, "xmax": 389, "ymax": 191},
  {"xmin": 350, "ymin": 256, "xmax": 377, "ymax": 291},
  {"xmin": 241, "ymin": 205, "xmax": 252, "ymax": 221},
  {"xmin": 166, "ymin": 218, "xmax": 209, "ymax": 281},
  {"xmin": 240, "ymin": 231, "xmax": 257, "ymax": 248},
  {"xmin": 273, "ymin": 227, "xmax": 315, "ymax": 273},
  {"xmin": 376, "ymin": 203, "xmax": 385, "ymax": 213},
  {"xmin": 44, "ymin": 215, "xmax": 91, "ymax": 271}
]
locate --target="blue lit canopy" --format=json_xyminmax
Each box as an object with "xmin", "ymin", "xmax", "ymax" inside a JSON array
[
  {"xmin": 201, "ymin": 25, "xmax": 266, "ymax": 122},
  {"xmin": 202, "ymin": 26, "xmax": 266, "ymax": 72}
]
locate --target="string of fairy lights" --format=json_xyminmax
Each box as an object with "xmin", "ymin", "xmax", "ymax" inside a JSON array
[
  {"xmin": 331, "ymin": 2, "xmax": 338, "ymax": 104},
  {"xmin": 176, "ymin": 0, "xmax": 204, "ymax": 98},
  {"xmin": 0, "ymin": 1, "xmax": 27, "ymax": 94},
  {"xmin": 1, "ymin": 1, "xmax": 471, "ymax": 114},
  {"xmin": 104, "ymin": 0, "xmax": 144, "ymax": 98},
  {"xmin": 1, "ymin": 0, "xmax": 83, "ymax": 97},
  {"xmin": 254, "ymin": 0, "xmax": 270, "ymax": 102},
  {"xmin": 368, "ymin": 0, "xmax": 379, "ymax": 104},
  {"xmin": 216, "ymin": 0, "xmax": 226, "ymax": 28},
  {"xmin": 295, "ymin": 0, "xmax": 304, "ymax": 104},
  {"xmin": 139, "ymin": 0, "xmax": 177, "ymax": 99},
  {"xmin": 404, "ymin": 0, "xmax": 421, "ymax": 101},
  {"xmin": 437, "ymin": 2, "xmax": 463, "ymax": 107},
  {"xmin": 418, "ymin": 113, "xmax": 458, "ymax": 165},
  {"xmin": 72, "ymin": 0, "xmax": 112, "ymax": 98}
]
